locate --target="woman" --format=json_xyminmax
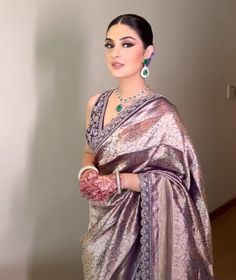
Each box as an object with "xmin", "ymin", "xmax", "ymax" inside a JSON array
[{"xmin": 78, "ymin": 14, "xmax": 213, "ymax": 280}]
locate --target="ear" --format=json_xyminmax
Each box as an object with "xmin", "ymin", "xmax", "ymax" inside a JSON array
[{"xmin": 144, "ymin": 45, "xmax": 154, "ymax": 59}]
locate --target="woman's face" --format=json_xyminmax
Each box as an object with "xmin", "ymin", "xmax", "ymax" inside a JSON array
[{"xmin": 105, "ymin": 23, "xmax": 149, "ymax": 79}]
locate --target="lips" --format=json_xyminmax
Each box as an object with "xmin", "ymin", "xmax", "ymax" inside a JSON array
[{"xmin": 111, "ymin": 61, "xmax": 124, "ymax": 69}]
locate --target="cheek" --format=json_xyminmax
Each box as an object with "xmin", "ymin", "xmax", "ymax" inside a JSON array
[
  {"xmin": 104, "ymin": 52, "xmax": 111, "ymax": 67},
  {"xmin": 104, "ymin": 52, "xmax": 109, "ymax": 61},
  {"xmin": 129, "ymin": 51, "xmax": 144, "ymax": 68}
]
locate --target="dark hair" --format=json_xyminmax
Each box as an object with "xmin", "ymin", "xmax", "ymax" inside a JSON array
[{"xmin": 106, "ymin": 14, "xmax": 153, "ymax": 49}]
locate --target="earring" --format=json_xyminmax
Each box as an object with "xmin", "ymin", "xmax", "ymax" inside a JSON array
[{"xmin": 140, "ymin": 58, "xmax": 150, "ymax": 78}]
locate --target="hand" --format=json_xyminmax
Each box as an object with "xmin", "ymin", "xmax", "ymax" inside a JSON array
[
  {"xmin": 120, "ymin": 173, "xmax": 141, "ymax": 192},
  {"xmin": 79, "ymin": 169, "xmax": 117, "ymax": 202}
]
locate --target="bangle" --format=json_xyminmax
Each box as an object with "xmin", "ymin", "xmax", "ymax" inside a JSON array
[
  {"xmin": 115, "ymin": 168, "xmax": 122, "ymax": 194},
  {"xmin": 78, "ymin": 165, "xmax": 99, "ymax": 181}
]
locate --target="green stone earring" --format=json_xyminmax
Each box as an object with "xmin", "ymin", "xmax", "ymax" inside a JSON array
[{"xmin": 140, "ymin": 58, "xmax": 150, "ymax": 78}]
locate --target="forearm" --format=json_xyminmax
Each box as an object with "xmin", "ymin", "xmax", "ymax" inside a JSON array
[
  {"xmin": 79, "ymin": 169, "xmax": 141, "ymax": 203},
  {"xmin": 82, "ymin": 151, "xmax": 96, "ymax": 167},
  {"xmin": 121, "ymin": 173, "xmax": 141, "ymax": 192}
]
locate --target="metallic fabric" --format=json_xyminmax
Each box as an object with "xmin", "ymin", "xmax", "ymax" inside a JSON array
[{"xmin": 81, "ymin": 90, "xmax": 213, "ymax": 279}]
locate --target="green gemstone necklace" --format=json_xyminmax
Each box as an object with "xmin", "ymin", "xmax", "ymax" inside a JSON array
[{"xmin": 115, "ymin": 87, "xmax": 149, "ymax": 113}]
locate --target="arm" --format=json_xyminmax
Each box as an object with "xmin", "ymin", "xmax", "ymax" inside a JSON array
[
  {"xmin": 79, "ymin": 93, "xmax": 141, "ymax": 201},
  {"xmin": 79, "ymin": 93, "xmax": 118, "ymax": 202},
  {"xmin": 81, "ymin": 93, "xmax": 100, "ymax": 167},
  {"xmin": 82, "ymin": 143, "xmax": 96, "ymax": 166}
]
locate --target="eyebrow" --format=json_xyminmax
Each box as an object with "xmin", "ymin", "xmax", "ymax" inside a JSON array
[{"xmin": 105, "ymin": 36, "xmax": 137, "ymax": 41}]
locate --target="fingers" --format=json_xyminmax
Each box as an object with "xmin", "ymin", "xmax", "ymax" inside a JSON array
[{"xmin": 79, "ymin": 174, "xmax": 117, "ymax": 202}]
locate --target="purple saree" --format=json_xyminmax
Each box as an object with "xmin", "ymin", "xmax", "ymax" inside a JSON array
[{"xmin": 80, "ymin": 90, "xmax": 213, "ymax": 280}]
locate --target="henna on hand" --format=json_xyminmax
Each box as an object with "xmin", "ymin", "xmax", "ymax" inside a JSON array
[
  {"xmin": 80, "ymin": 169, "xmax": 99, "ymax": 183},
  {"xmin": 79, "ymin": 170, "xmax": 117, "ymax": 202}
]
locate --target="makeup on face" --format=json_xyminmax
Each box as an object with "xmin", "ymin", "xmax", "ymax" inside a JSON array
[
  {"xmin": 104, "ymin": 36, "xmax": 137, "ymax": 50},
  {"xmin": 104, "ymin": 24, "xmax": 146, "ymax": 78}
]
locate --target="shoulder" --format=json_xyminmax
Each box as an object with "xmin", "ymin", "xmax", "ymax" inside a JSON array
[
  {"xmin": 150, "ymin": 94, "xmax": 179, "ymax": 116},
  {"xmin": 87, "ymin": 93, "xmax": 100, "ymax": 110},
  {"xmin": 148, "ymin": 94, "xmax": 186, "ymax": 130},
  {"xmin": 85, "ymin": 93, "xmax": 101, "ymax": 127},
  {"xmin": 86, "ymin": 89, "xmax": 112, "ymax": 110}
]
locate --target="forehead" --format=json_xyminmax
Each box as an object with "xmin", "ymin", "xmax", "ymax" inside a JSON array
[{"xmin": 106, "ymin": 23, "xmax": 141, "ymax": 41}]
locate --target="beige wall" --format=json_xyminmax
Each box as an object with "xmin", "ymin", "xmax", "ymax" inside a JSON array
[{"xmin": 0, "ymin": 0, "xmax": 235, "ymax": 279}]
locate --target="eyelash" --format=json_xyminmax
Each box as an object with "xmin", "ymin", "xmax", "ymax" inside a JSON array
[
  {"xmin": 104, "ymin": 43, "xmax": 113, "ymax": 49},
  {"xmin": 104, "ymin": 42, "xmax": 134, "ymax": 49},
  {"xmin": 123, "ymin": 43, "xmax": 134, "ymax": 48}
]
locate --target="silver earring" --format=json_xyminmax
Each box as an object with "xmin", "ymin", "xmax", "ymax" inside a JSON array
[{"xmin": 140, "ymin": 59, "xmax": 150, "ymax": 78}]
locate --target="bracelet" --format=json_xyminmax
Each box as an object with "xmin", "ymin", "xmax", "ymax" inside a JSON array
[
  {"xmin": 78, "ymin": 165, "xmax": 99, "ymax": 181},
  {"xmin": 115, "ymin": 168, "xmax": 122, "ymax": 194}
]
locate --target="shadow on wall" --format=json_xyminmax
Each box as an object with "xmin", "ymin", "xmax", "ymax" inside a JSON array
[{"xmin": 25, "ymin": 15, "xmax": 87, "ymax": 280}]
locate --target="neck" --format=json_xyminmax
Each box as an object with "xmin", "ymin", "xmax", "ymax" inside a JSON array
[{"xmin": 117, "ymin": 76, "xmax": 148, "ymax": 98}]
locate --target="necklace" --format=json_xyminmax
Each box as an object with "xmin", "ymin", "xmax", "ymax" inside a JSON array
[{"xmin": 115, "ymin": 87, "xmax": 149, "ymax": 113}]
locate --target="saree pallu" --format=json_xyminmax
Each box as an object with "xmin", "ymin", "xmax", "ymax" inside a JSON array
[{"xmin": 80, "ymin": 90, "xmax": 213, "ymax": 280}]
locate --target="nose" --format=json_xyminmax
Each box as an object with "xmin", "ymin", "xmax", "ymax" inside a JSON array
[{"xmin": 111, "ymin": 45, "xmax": 120, "ymax": 58}]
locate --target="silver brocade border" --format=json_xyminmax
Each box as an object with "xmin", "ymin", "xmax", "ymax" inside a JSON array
[{"xmin": 139, "ymin": 173, "xmax": 153, "ymax": 280}]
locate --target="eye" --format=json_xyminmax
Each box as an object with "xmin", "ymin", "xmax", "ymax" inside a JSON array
[
  {"xmin": 104, "ymin": 42, "xmax": 114, "ymax": 49},
  {"xmin": 122, "ymin": 42, "xmax": 134, "ymax": 48}
]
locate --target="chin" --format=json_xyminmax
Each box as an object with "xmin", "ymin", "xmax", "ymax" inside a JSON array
[
  {"xmin": 110, "ymin": 73, "xmax": 126, "ymax": 79},
  {"xmin": 109, "ymin": 70, "xmax": 138, "ymax": 79}
]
